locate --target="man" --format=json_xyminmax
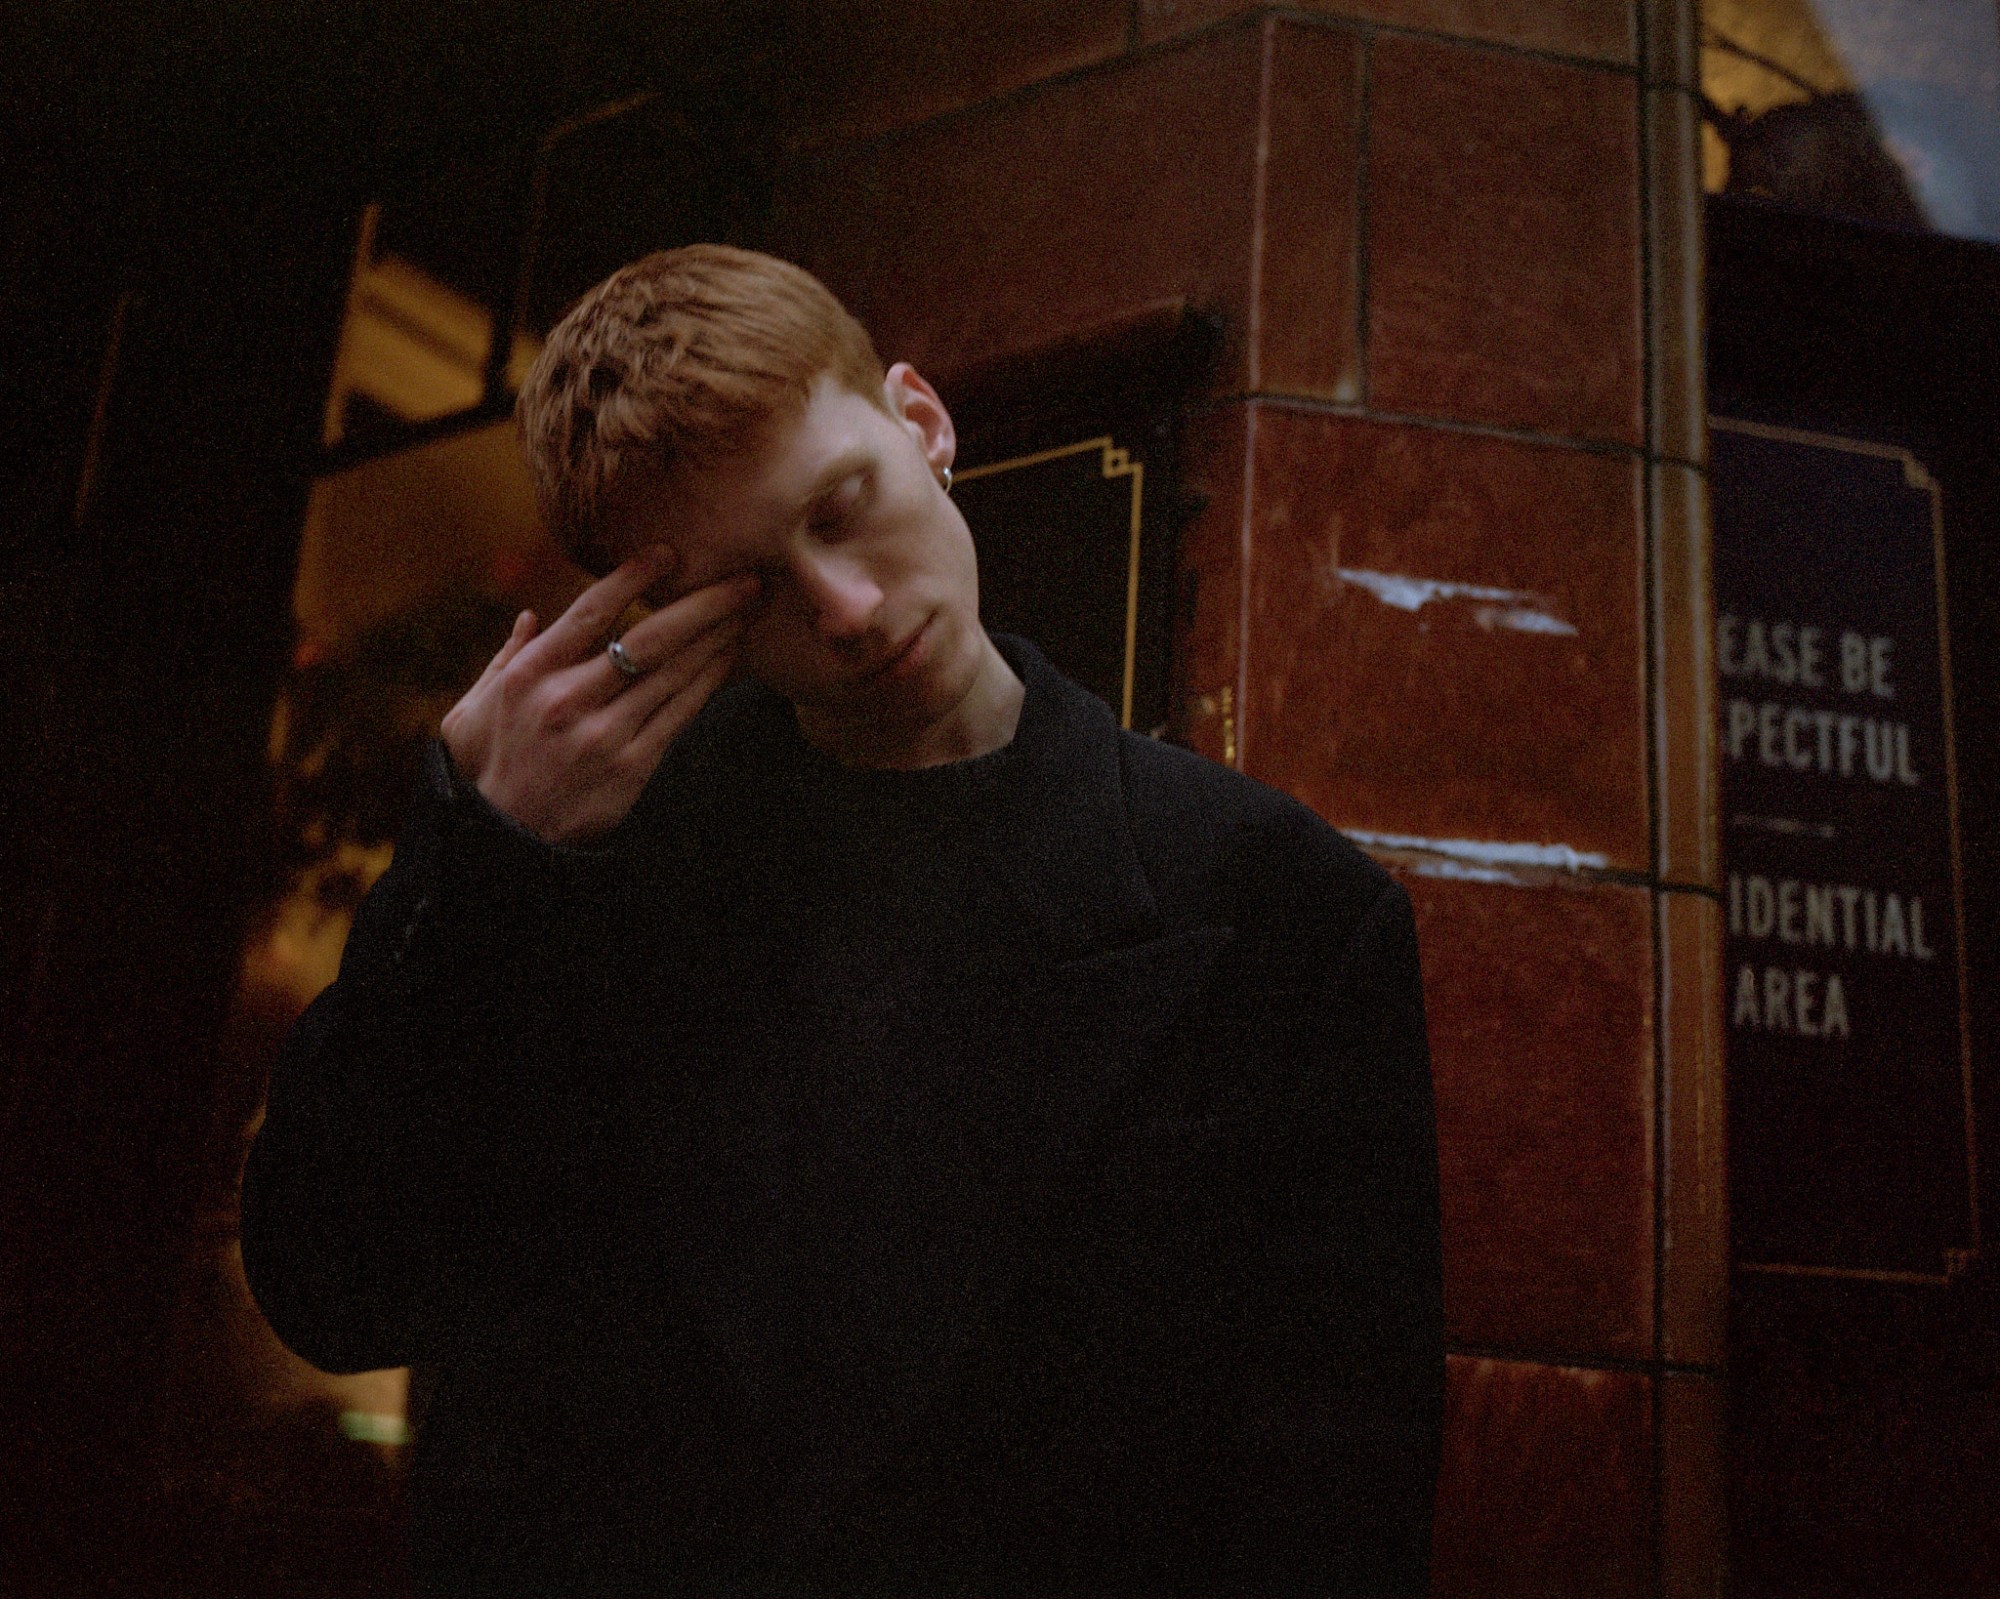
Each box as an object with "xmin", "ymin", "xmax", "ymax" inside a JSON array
[{"xmin": 240, "ymin": 244, "xmax": 1443, "ymax": 1597}]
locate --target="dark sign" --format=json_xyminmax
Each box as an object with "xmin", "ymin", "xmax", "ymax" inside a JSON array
[
  {"xmin": 953, "ymin": 436, "xmax": 1169, "ymax": 735},
  {"xmin": 1714, "ymin": 417, "xmax": 1976, "ymax": 1282}
]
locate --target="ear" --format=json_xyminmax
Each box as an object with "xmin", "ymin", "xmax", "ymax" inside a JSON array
[{"xmin": 884, "ymin": 362, "xmax": 956, "ymax": 480}]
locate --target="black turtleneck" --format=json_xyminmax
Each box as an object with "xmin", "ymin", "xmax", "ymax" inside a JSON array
[{"xmin": 617, "ymin": 631, "xmax": 1161, "ymax": 976}]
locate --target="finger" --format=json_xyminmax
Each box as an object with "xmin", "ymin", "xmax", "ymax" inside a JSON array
[
  {"xmin": 619, "ymin": 572, "xmax": 762, "ymax": 667},
  {"xmin": 605, "ymin": 606, "xmax": 745, "ymax": 732},
  {"xmin": 531, "ymin": 586, "xmax": 743, "ymax": 730},
  {"xmin": 523, "ymin": 546, "xmax": 678, "ymax": 668},
  {"xmin": 495, "ymin": 609, "xmax": 539, "ymax": 670},
  {"xmin": 466, "ymin": 609, "xmax": 538, "ymax": 693},
  {"xmin": 568, "ymin": 572, "xmax": 759, "ymax": 707},
  {"xmin": 626, "ymin": 646, "xmax": 738, "ymax": 772}
]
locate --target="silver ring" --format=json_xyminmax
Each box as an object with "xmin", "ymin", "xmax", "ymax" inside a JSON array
[
  {"xmin": 606, "ymin": 638, "xmax": 644, "ymax": 682},
  {"xmin": 940, "ymin": 465, "xmax": 953, "ymax": 493}
]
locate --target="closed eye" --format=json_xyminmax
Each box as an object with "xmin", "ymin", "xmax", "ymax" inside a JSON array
[{"xmin": 808, "ymin": 470, "xmax": 870, "ymax": 537}]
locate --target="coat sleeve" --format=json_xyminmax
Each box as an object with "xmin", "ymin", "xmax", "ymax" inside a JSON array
[
  {"xmin": 1200, "ymin": 871, "xmax": 1445, "ymax": 1598},
  {"xmin": 238, "ymin": 741, "xmax": 580, "ymax": 1374},
  {"xmin": 1086, "ymin": 855, "xmax": 1443, "ymax": 1599}
]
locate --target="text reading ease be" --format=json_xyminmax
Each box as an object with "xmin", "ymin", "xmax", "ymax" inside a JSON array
[{"xmin": 1717, "ymin": 615, "xmax": 1895, "ymax": 699}]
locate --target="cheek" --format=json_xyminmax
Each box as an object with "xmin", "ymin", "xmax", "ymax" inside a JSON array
[
  {"xmin": 934, "ymin": 523, "xmax": 981, "ymax": 607},
  {"xmin": 737, "ymin": 609, "xmax": 827, "ymax": 689},
  {"xmin": 739, "ymin": 617, "xmax": 792, "ymax": 673}
]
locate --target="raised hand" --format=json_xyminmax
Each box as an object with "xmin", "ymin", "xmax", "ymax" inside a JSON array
[{"xmin": 440, "ymin": 546, "xmax": 761, "ymax": 843}]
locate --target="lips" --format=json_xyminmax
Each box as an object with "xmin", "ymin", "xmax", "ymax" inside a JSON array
[{"xmin": 866, "ymin": 616, "xmax": 929, "ymax": 679}]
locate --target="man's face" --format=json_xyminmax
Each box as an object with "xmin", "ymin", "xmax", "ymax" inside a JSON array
[{"xmin": 607, "ymin": 363, "xmax": 984, "ymax": 746}]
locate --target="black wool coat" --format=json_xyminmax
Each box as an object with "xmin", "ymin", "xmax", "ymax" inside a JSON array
[{"xmin": 240, "ymin": 635, "xmax": 1444, "ymax": 1598}]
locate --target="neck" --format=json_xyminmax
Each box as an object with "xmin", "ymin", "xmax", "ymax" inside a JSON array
[{"xmin": 797, "ymin": 631, "xmax": 1025, "ymax": 769}]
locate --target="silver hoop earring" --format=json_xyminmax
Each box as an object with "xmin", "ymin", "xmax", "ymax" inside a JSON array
[{"xmin": 940, "ymin": 465, "xmax": 953, "ymax": 494}]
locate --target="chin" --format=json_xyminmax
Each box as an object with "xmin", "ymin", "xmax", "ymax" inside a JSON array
[{"xmin": 911, "ymin": 611, "xmax": 978, "ymax": 694}]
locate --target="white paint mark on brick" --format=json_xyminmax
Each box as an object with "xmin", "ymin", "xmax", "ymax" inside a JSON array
[
  {"xmin": 1341, "ymin": 830, "xmax": 1609, "ymax": 875},
  {"xmin": 1338, "ymin": 568, "xmax": 1577, "ymax": 637}
]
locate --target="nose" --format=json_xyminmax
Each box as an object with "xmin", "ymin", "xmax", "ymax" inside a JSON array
[{"xmin": 790, "ymin": 547, "xmax": 885, "ymax": 643}]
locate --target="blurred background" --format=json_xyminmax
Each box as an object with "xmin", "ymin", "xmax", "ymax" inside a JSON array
[{"xmin": 3, "ymin": 1, "xmax": 1998, "ymax": 1594}]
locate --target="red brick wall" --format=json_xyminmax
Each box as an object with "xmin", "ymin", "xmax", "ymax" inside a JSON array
[{"xmin": 758, "ymin": 4, "xmax": 1723, "ymax": 1593}]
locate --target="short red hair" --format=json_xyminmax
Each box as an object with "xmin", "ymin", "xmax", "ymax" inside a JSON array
[{"xmin": 516, "ymin": 244, "xmax": 888, "ymax": 573}]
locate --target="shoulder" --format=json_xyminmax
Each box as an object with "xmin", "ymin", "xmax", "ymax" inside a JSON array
[{"xmin": 1116, "ymin": 730, "xmax": 1402, "ymax": 967}]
